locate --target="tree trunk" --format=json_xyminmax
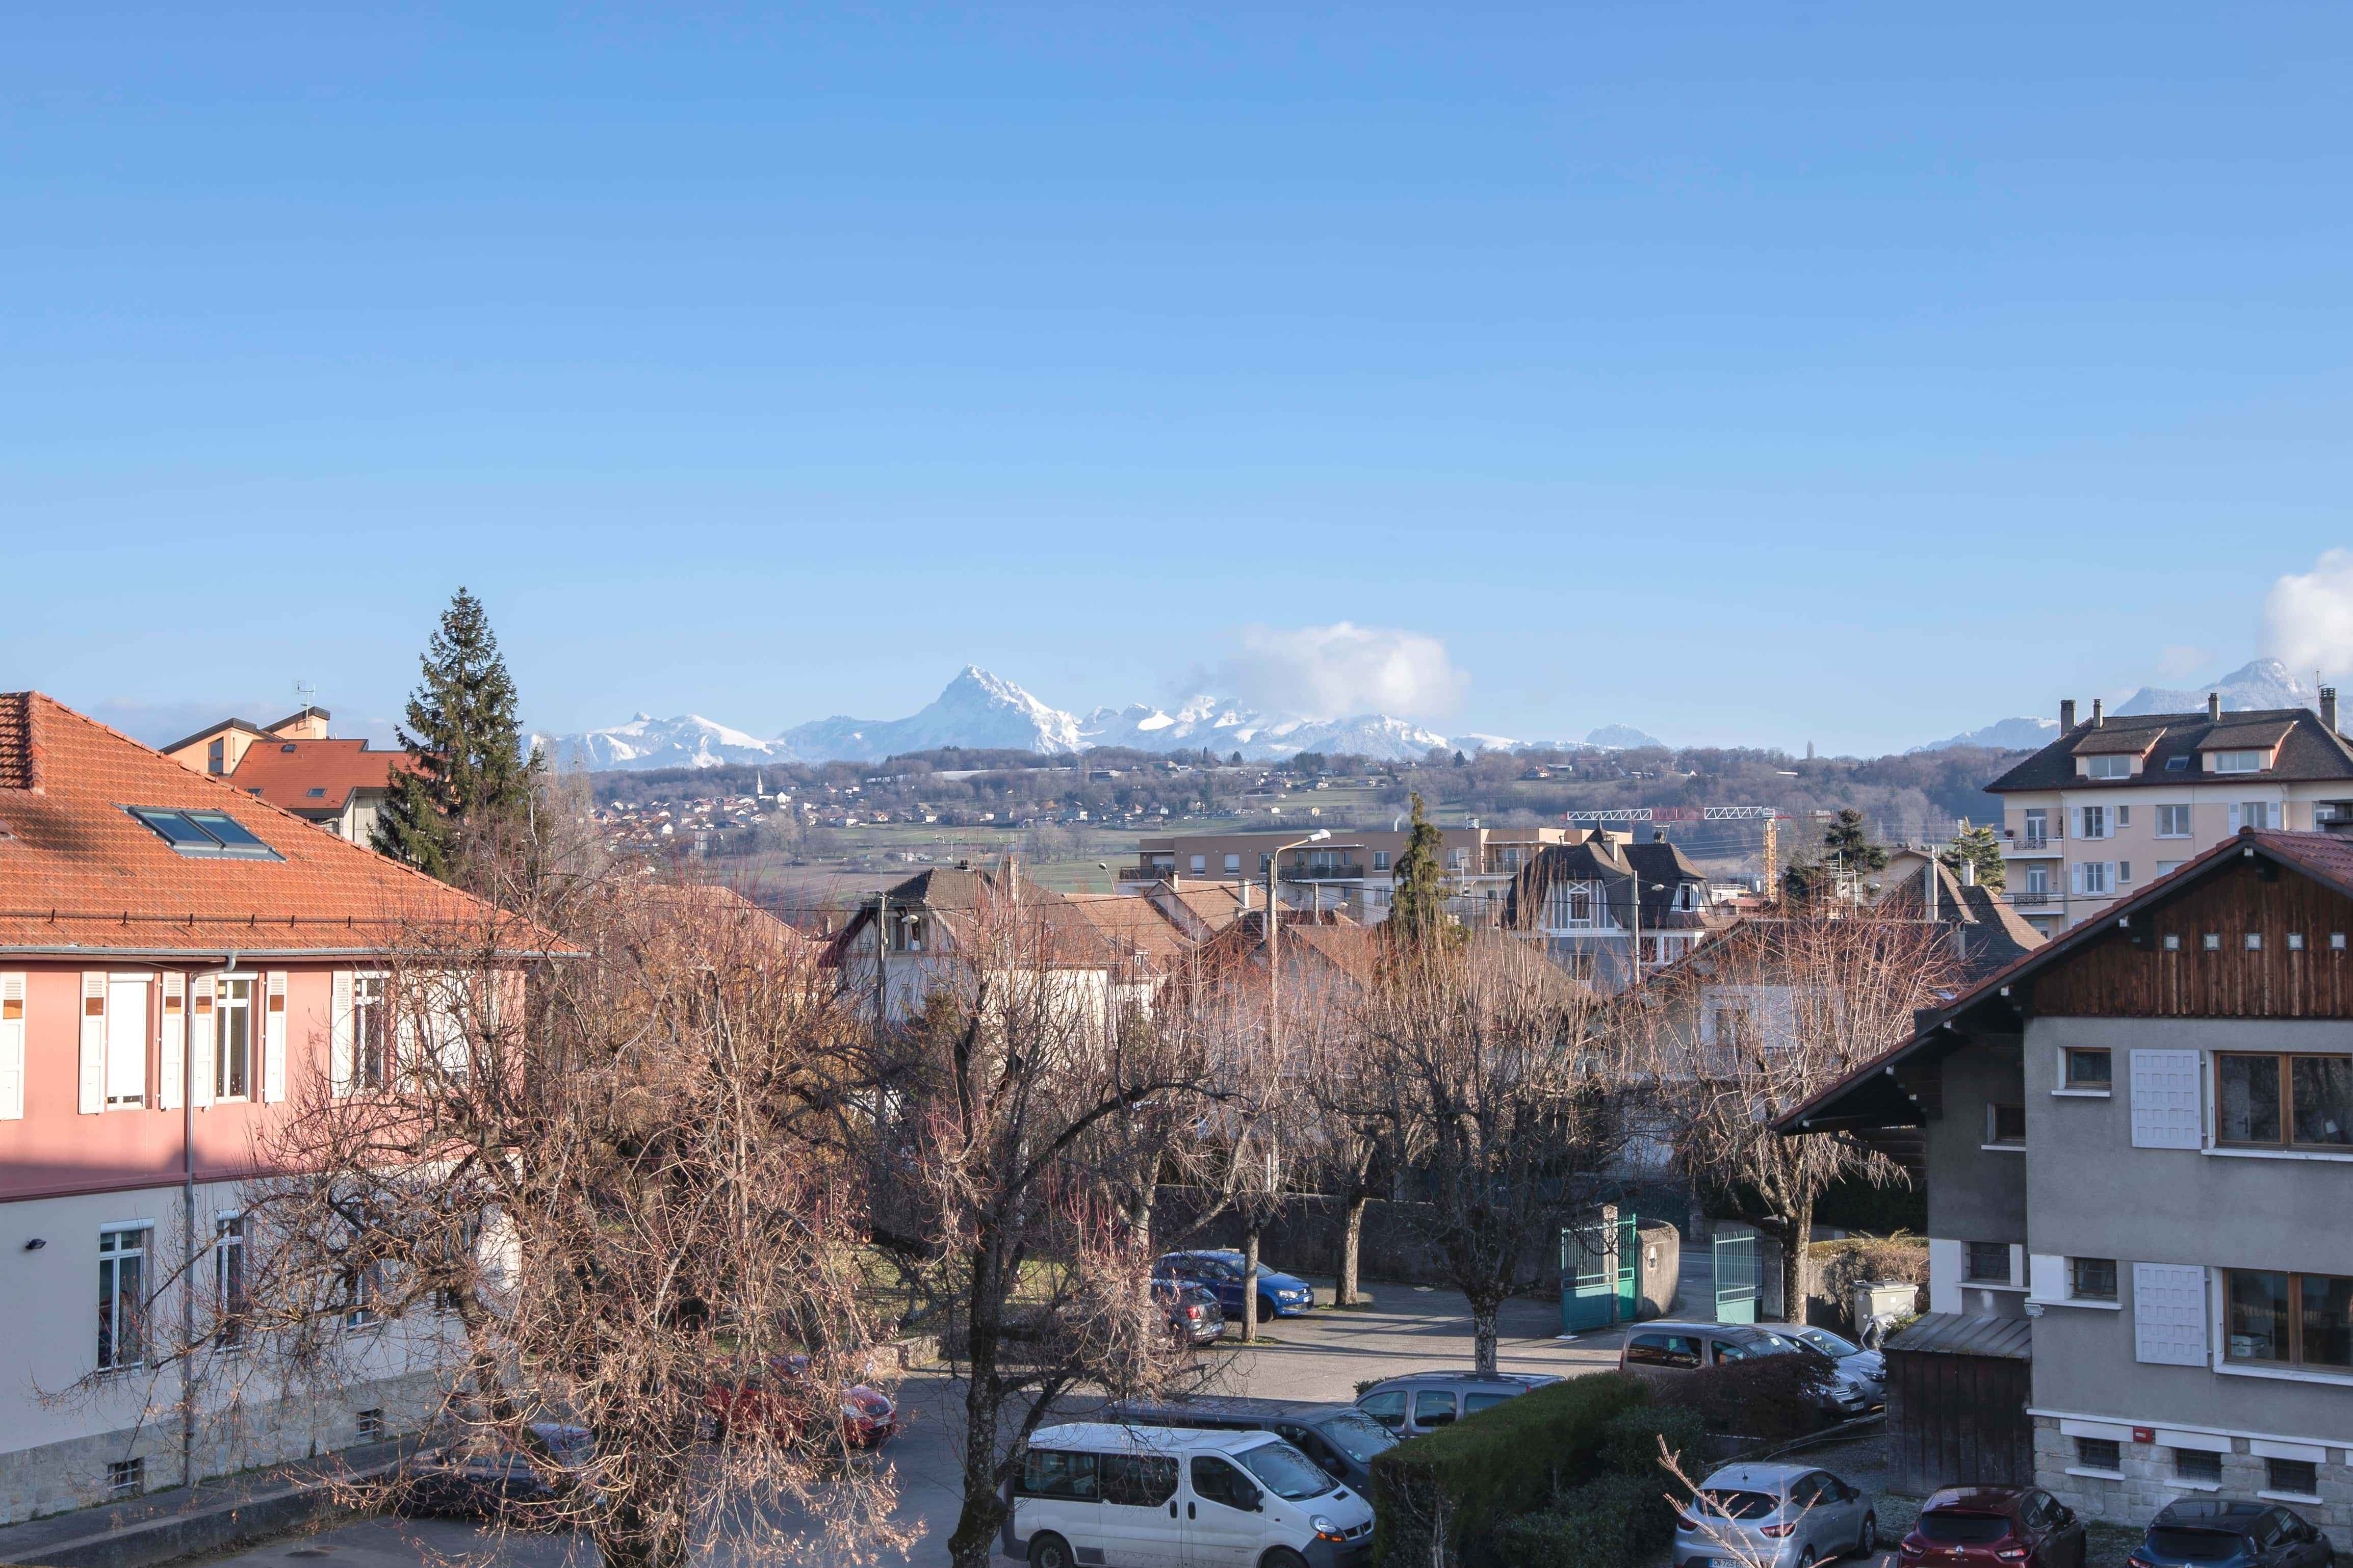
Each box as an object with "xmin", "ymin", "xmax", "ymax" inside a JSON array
[
  {"xmin": 1240, "ymin": 1224, "xmax": 1261, "ymax": 1342},
  {"xmin": 1469, "ymin": 1294, "xmax": 1499, "ymax": 1375},
  {"xmin": 946, "ymin": 1263, "xmax": 1010, "ymax": 1568},
  {"xmin": 1778, "ymin": 1193, "xmax": 1815, "ymax": 1325},
  {"xmin": 1337, "ymin": 1193, "xmax": 1368, "ymax": 1307}
]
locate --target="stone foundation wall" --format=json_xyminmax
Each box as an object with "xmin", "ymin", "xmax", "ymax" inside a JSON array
[{"xmin": 2034, "ymin": 1416, "xmax": 2352, "ymax": 1548}]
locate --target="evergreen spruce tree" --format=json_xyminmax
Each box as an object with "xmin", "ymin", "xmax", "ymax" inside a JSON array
[
  {"xmin": 1385, "ymin": 791, "xmax": 1453, "ymax": 951},
  {"xmin": 1938, "ymin": 820, "xmax": 2007, "ymax": 892},
  {"xmin": 374, "ymin": 587, "xmax": 540, "ymax": 883},
  {"xmin": 1820, "ymin": 807, "xmax": 1889, "ymax": 874}
]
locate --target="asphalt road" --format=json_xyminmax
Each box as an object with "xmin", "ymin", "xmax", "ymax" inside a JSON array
[{"xmin": 195, "ymin": 1282, "xmax": 1632, "ymax": 1568}]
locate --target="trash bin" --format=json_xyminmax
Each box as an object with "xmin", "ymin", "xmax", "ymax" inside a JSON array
[{"xmin": 1852, "ymin": 1280, "xmax": 1916, "ymax": 1347}]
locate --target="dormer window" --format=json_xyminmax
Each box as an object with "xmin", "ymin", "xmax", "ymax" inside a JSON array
[
  {"xmin": 2208, "ymin": 749, "xmax": 2270, "ymax": 774},
  {"xmin": 2084, "ymin": 755, "xmax": 2133, "ymax": 779},
  {"xmin": 126, "ymin": 806, "xmax": 283, "ymax": 860}
]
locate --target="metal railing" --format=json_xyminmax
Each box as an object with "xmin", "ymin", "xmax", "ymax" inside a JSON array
[
  {"xmin": 1118, "ymin": 865, "xmax": 1174, "ymax": 882},
  {"xmin": 1281, "ymin": 862, "xmax": 1366, "ymax": 881}
]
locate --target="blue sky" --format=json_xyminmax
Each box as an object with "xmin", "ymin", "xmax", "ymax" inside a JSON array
[{"xmin": 6, "ymin": 4, "xmax": 2353, "ymax": 755}]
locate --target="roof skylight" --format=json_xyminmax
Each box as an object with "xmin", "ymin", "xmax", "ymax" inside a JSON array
[{"xmin": 126, "ymin": 806, "xmax": 283, "ymax": 860}]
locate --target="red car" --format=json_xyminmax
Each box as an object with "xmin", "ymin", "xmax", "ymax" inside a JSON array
[
  {"xmin": 1899, "ymin": 1486, "xmax": 2087, "ymax": 1568},
  {"xmin": 705, "ymin": 1354, "xmax": 898, "ymax": 1450}
]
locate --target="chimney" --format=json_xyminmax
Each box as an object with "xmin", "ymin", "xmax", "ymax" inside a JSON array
[
  {"xmin": 1960, "ymin": 857, "xmax": 1976, "ymax": 887},
  {"xmin": 2207, "ymin": 692, "xmax": 2222, "ymax": 722},
  {"xmin": 2091, "ymin": 698, "xmax": 2104, "ymax": 728},
  {"xmin": 1924, "ymin": 858, "xmax": 1938, "ymax": 922},
  {"xmin": 2060, "ymin": 698, "xmax": 2077, "ymax": 729},
  {"xmin": 2324, "ymin": 686, "xmax": 2340, "ymax": 735}
]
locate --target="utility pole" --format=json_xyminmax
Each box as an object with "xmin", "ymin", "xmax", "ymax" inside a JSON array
[{"xmin": 874, "ymin": 891, "xmax": 888, "ymax": 1034}]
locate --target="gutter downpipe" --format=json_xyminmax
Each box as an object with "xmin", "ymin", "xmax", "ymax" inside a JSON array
[{"xmin": 182, "ymin": 949, "xmax": 236, "ymax": 1490}]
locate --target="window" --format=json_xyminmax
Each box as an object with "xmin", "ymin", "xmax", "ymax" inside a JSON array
[
  {"xmin": 1192, "ymin": 1455, "xmax": 1260, "ymax": 1511},
  {"xmin": 305, "ymin": 787, "xmax": 326, "ymax": 799},
  {"xmin": 1258, "ymin": 854, "xmax": 1271, "ymax": 874},
  {"xmin": 216, "ymin": 978, "xmax": 252, "ymax": 1100},
  {"xmin": 2175, "ymin": 1449, "xmax": 2222, "ymax": 1485},
  {"xmin": 1964, "ymin": 1242, "xmax": 2011, "ymax": 1284},
  {"xmin": 2074, "ymin": 1436, "xmax": 2122, "ymax": 1472},
  {"xmin": 356, "ymin": 1408, "xmax": 386, "ymax": 1443},
  {"xmin": 107, "ymin": 1458, "xmax": 145, "ymax": 1497},
  {"xmin": 2215, "ymin": 1053, "xmax": 2353, "ymax": 1147},
  {"xmin": 1412, "ymin": 1389, "xmax": 1458, "ymax": 1428},
  {"xmin": 2064, "ymin": 1048, "xmax": 2112, "ymax": 1090},
  {"xmin": 353, "ymin": 974, "xmax": 388, "ymax": 1090},
  {"xmin": 1100, "ymin": 1453, "xmax": 1177, "ymax": 1508},
  {"xmin": 1987, "ymin": 1103, "xmax": 2026, "ymax": 1145},
  {"xmin": 1224, "ymin": 853, "xmax": 1240, "ymax": 873},
  {"xmin": 2023, "ymin": 809, "xmax": 2052, "ymax": 848},
  {"xmin": 104, "ymin": 975, "xmax": 147, "ymax": 1108},
  {"xmin": 2210, "ymin": 750, "xmax": 2268, "ymax": 774},
  {"xmin": 2289, "ymin": 933, "xmax": 2306, "ymax": 951},
  {"xmin": 2078, "ymin": 805, "xmax": 2109, "ymax": 839},
  {"xmin": 2247, "ymin": 932, "xmax": 2263, "ymax": 951},
  {"xmin": 2166, "ymin": 755, "xmax": 2191, "ymax": 771},
  {"xmin": 2119, "ymin": 861, "xmax": 2133, "ymax": 883},
  {"xmin": 1463, "ymin": 1392, "xmax": 1511, "ymax": 1414},
  {"xmin": 1447, "ymin": 849, "xmax": 1468, "ymax": 871},
  {"xmin": 205, "ymin": 739, "xmax": 226, "ymax": 774},
  {"xmin": 2225, "ymin": 1270, "xmax": 2353, "ymax": 1368},
  {"xmin": 123, "ymin": 806, "xmax": 281, "ymax": 860},
  {"xmin": 2117, "ymin": 806, "xmax": 2131, "ymax": 827},
  {"xmin": 2266, "ymin": 1458, "xmax": 2320, "ymax": 1497},
  {"xmin": 1188, "ymin": 855, "xmax": 1205, "ymax": 874},
  {"xmin": 2158, "ymin": 861, "xmax": 2186, "ymax": 877},
  {"xmin": 2068, "ymin": 1257, "xmax": 2117, "ymax": 1301},
  {"xmin": 2236, "ymin": 801, "xmax": 2275, "ymax": 830},
  {"xmin": 1357, "ymin": 1390, "xmax": 1407, "ymax": 1428},
  {"xmin": 1625, "ymin": 1332, "xmax": 1703, "ymax": 1369},
  {"xmin": 2204, "ymin": 933, "xmax": 2222, "ymax": 951},
  {"xmin": 214, "ymin": 1217, "xmax": 246, "ymax": 1347},
  {"xmin": 2157, "ymin": 804, "xmax": 2193, "ymax": 838},
  {"xmin": 2077, "ymin": 861, "xmax": 2111, "ymax": 896},
  {"xmin": 1019, "ymin": 1449, "xmax": 1098, "ymax": 1500},
  {"xmin": 97, "ymin": 1226, "xmax": 150, "ymax": 1371},
  {"xmin": 2085, "ymin": 755, "xmax": 2132, "ymax": 779},
  {"xmin": 1373, "ymin": 850, "xmax": 1390, "ymax": 872}
]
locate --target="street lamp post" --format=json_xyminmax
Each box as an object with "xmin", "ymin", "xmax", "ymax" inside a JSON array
[{"xmin": 1243, "ymin": 827, "xmax": 1328, "ymax": 1345}]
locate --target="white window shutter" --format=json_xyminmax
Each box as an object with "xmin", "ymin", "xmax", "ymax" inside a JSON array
[
  {"xmin": 2071, "ymin": 863, "xmax": 2086, "ymax": 896},
  {"xmin": 78, "ymin": 972, "xmax": 106, "ymax": 1114},
  {"xmin": 2130, "ymin": 1049, "xmax": 2203, "ymax": 1149},
  {"xmin": 329, "ymin": 971, "xmax": 354, "ymax": 1097},
  {"xmin": 0, "ymin": 973, "xmax": 24, "ymax": 1120},
  {"xmin": 2134, "ymin": 1263, "xmax": 2209, "ymax": 1365},
  {"xmin": 262, "ymin": 971, "xmax": 288, "ymax": 1103},
  {"xmin": 191, "ymin": 977, "xmax": 216, "ymax": 1109},
  {"xmin": 2228, "ymin": 803, "xmax": 2242, "ymax": 832},
  {"xmin": 2029, "ymin": 1253, "xmax": 2065, "ymax": 1303},
  {"xmin": 159, "ymin": 974, "xmax": 186, "ymax": 1112}
]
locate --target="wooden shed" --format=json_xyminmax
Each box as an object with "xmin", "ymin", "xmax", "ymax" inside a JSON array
[{"xmin": 1883, "ymin": 1312, "xmax": 2033, "ymax": 1495}]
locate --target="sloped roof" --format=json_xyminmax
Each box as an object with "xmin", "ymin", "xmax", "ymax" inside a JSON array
[
  {"xmin": 1988, "ymin": 708, "xmax": 2353, "ymax": 791},
  {"xmin": 1060, "ymin": 893, "xmax": 1198, "ymax": 975},
  {"xmin": 1885, "ymin": 1312, "xmax": 2031, "ymax": 1360},
  {"xmin": 0, "ymin": 692, "xmax": 567, "ymax": 957},
  {"xmin": 834, "ymin": 862, "xmax": 1120, "ymax": 968},
  {"xmin": 1873, "ymin": 860, "xmax": 2046, "ymax": 979},
  {"xmin": 638, "ymin": 882, "xmax": 817, "ymax": 957},
  {"xmin": 228, "ymin": 737, "xmax": 412, "ymax": 813}
]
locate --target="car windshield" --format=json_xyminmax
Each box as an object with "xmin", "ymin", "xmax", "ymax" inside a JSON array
[
  {"xmin": 1920, "ymin": 1513, "xmax": 2010, "ymax": 1545},
  {"xmin": 1235, "ymin": 1441, "xmax": 1335, "ymax": 1501},
  {"xmin": 1696, "ymin": 1489, "xmax": 1780, "ymax": 1521},
  {"xmin": 2149, "ymin": 1528, "xmax": 2252, "ymax": 1561},
  {"xmin": 1316, "ymin": 1413, "xmax": 1399, "ymax": 1464},
  {"xmin": 1787, "ymin": 1326, "xmax": 1861, "ymax": 1358}
]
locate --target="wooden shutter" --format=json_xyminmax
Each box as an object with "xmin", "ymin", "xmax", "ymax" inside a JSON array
[
  {"xmin": 191, "ymin": 976, "xmax": 216, "ymax": 1109},
  {"xmin": 2070, "ymin": 862, "xmax": 2086, "ymax": 897},
  {"xmin": 262, "ymin": 971, "xmax": 288, "ymax": 1103},
  {"xmin": 159, "ymin": 974, "xmax": 186, "ymax": 1111},
  {"xmin": 2130, "ymin": 1049, "xmax": 2203, "ymax": 1149},
  {"xmin": 2134, "ymin": 1263, "xmax": 2208, "ymax": 1365},
  {"xmin": 329, "ymin": 971, "xmax": 355, "ymax": 1097},
  {"xmin": 0, "ymin": 973, "xmax": 24, "ymax": 1120},
  {"xmin": 78, "ymin": 972, "xmax": 106, "ymax": 1114}
]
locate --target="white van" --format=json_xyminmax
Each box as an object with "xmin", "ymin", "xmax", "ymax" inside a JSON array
[{"xmin": 1000, "ymin": 1421, "xmax": 1376, "ymax": 1568}]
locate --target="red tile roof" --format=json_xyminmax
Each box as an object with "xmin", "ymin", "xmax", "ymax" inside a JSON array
[
  {"xmin": 0, "ymin": 692, "xmax": 570, "ymax": 957},
  {"xmin": 227, "ymin": 737, "xmax": 412, "ymax": 813}
]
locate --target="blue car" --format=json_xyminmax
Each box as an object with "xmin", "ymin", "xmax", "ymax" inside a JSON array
[{"xmin": 1152, "ymin": 1250, "xmax": 1317, "ymax": 1321}]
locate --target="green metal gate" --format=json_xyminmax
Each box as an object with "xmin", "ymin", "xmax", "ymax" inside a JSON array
[
  {"xmin": 1560, "ymin": 1208, "xmax": 1639, "ymax": 1334},
  {"xmin": 1713, "ymin": 1227, "xmax": 1760, "ymax": 1324}
]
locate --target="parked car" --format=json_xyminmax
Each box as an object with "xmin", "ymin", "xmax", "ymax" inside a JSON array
[
  {"xmin": 398, "ymin": 1423, "xmax": 593, "ymax": 1522},
  {"xmin": 705, "ymin": 1353, "xmax": 899, "ymax": 1450},
  {"xmin": 1156, "ymin": 1280, "xmax": 1227, "ymax": 1345},
  {"xmin": 1620, "ymin": 1320, "xmax": 1875, "ymax": 1420},
  {"xmin": 1353, "ymin": 1371, "xmax": 1564, "ymax": 1437},
  {"xmin": 1100, "ymin": 1395, "xmax": 1400, "ymax": 1491},
  {"xmin": 1899, "ymin": 1486, "xmax": 2086, "ymax": 1568},
  {"xmin": 1674, "ymin": 1461, "xmax": 1876, "ymax": 1568},
  {"xmin": 1153, "ymin": 1249, "xmax": 1317, "ymax": 1322},
  {"xmin": 2130, "ymin": 1498, "xmax": 2335, "ymax": 1568},
  {"xmin": 1002, "ymin": 1422, "xmax": 1375, "ymax": 1568},
  {"xmin": 1754, "ymin": 1321, "xmax": 1886, "ymax": 1412}
]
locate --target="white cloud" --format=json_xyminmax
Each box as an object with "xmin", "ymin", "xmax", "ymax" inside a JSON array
[
  {"xmin": 2263, "ymin": 549, "xmax": 2353, "ymax": 677},
  {"xmin": 1217, "ymin": 622, "xmax": 1469, "ymax": 720}
]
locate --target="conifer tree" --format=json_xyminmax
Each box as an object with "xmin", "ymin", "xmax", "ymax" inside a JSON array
[
  {"xmin": 375, "ymin": 587, "xmax": 540, "ymax": 883},
  {"xmin": 1938, "ymin": 819, "xmax": 2007, "ymax": 891},
  {"xmin": 1821, "ymin": 807, "xmax": 1889, "ymax": 874},
  {"xmin": 1386, "ymin": 791, "xmax": 1453, "ymax": 951}
]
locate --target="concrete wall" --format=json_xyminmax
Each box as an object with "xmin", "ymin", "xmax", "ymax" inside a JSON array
[{"xmin": 1922, "ymin": 1037, "xmax": 2029, "ymax": 1246}]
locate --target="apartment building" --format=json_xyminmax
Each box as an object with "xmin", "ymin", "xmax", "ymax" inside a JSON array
[
  {"xmin": 0, "ymin": 693, "xmax": 553, "ymax": 1523},
  {"xmin": 1499, "ymin": 833, "xmax": 1726, "ymax": 991},
  {"xmin": 1988, "ymin": 690, "xmax": 2353, "ymax": 936},
  {"xmin": 163, "ymin": 707, "xmax": 410, "ymax": 844},
  {"xmin": 1782, "ymin": 829, "xmax": 2353, "ymax": 1540},
  {"xmin": 1121, "ymin": 824, "xmax": 1587, "ymax": 925}
]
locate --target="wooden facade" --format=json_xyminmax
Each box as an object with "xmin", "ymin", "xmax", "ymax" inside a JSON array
[
  {"xmin": 1887, "ymin": 1344, "xmax": 2033, "ymax": 1494},
  {"xmin": 2027, "ymin": 859, "xmax": 2353, "ymax": 1018}
]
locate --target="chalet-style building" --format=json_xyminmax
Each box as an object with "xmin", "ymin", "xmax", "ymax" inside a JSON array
[
  {"xmin": 1502, "ymin": 832, "xmax": 1727, "ymax": 991},
  {"xmin": 1782, "ymin": 828, "xmax": 2353, "ymax": 1541}
]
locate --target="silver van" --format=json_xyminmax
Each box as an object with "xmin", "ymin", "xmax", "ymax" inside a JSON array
[{"xmin": 1352, "ymin": 1371, "xmax": 1563, "ymax": 1437}]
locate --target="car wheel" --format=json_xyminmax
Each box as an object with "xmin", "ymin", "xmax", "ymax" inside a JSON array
[
  {"xmin": 1028, "ymin": 1532, "xmax": 1074, "ymax": 1568},
  {"xmin": 1259, "ymin": 1293, "xmax": 1280, "ymax": 1322},
  {"xmin": 1855, "ymin": 1514, "xmax": 1876, "ymax": 1558},
  {"xmin": 1797, "ymin": 1551, "xmax": 1817, "ymax": 1568},
  {"xmin": 1261, "ymin": 1550, "xmax": 1309, "ymax": 1568}
]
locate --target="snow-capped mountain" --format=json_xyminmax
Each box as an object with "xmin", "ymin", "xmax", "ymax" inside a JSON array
[
  {"xmin": 534, "ymin": 713, "xmax": 793, "ymax": 771},
  {"xmin": 780, "ymin": 666, "xmax": 1085, "ymax": 762},
  {"xmin": 1585, "ymin": 723, "xmax": 1663, "ymax": 749},
  {"xmin": 1910, "ymin": 716, "xmax": 2063, "ymax": 754},
  {"xmin": 1914, "ymin": 657, "xmax": 2326, "ymax": 754}
]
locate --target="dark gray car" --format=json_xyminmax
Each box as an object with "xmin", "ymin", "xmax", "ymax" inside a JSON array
[{"xmin": 1353, "ymin": 1371, "xmax": 1564, "ymax": 1437}]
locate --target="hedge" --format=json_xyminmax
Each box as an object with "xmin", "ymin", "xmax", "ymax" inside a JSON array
[{"xmin": 1367, "ymin": 1372, "xmax": 1650, "ymax": 1568}]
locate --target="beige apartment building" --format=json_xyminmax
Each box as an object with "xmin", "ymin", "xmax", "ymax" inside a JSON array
[
  {"xmin": 1987, "ymin": 689, "xmax": 2353, "ymax": 935},
  {"xmin": 1121, "ymin": 823, "xmax": 1594, "ymax": 924}
]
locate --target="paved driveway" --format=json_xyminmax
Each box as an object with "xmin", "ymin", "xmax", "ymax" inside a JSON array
[{"xmin": 195, "ymin": 1281, "xmax": 1639, "ymax": 1568}]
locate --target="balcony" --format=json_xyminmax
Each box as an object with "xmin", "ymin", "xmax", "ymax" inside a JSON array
[
  {"xmin": 1282, "ymin": 861, "xmax": 1367, "ymax": 882},
  {"xmin": 1119, "ymin": 864, "xmax": 1176, "ymax": 882},
  {"xmin": 2006, "ymin": 890, "xmax": 2064, "ymax": 911},
  {"xmin": 2002, "ymin": 831, "xmax": 2062, "ymax": 857}
]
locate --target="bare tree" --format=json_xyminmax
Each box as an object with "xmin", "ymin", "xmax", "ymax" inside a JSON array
[
  {"xmin": 1646, "ymin": 909, "xmax": 1958, "ymax": 1321},
  {"xmin": 1366, "ymin": 936, "xmax": 1638, "ymax": 1374}
]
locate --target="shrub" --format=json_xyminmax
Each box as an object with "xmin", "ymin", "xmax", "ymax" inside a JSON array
[
  {"xmin": 1811, "ymin": 1232, "xmax": 1929, "ymax": 1308},
  {"xmin": 1369, "ymin": 1372, "xmax": 1649, "ymax": 1568},
  {"xmin": 1652, "ymin": 1352, "xmax": 1834, "ymax": 1443},
  {"xmin": 1490, "ymin": 1472, "xmax": 1680, "ymax": 1568},
  {"xmin": 1596, "ymin": 1401, "xmax": 1708, "ymax": 1479}
]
